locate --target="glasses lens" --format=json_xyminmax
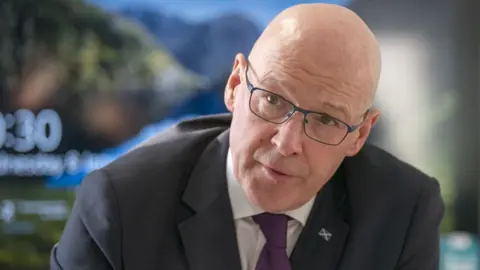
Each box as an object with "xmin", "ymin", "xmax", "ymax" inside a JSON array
[
  {"xmin": 250, "ymin": 89, "xmax": 293, "ymax": 123},
  {"xmin": 304, "ymin": 113, "xmax": 348, "ymax": 145}
]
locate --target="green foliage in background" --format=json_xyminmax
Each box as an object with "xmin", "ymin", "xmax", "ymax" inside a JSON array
[
  {"xmin": 0, "ymin": 0, "xmax": 201, "ymax": 94},
  {"xmin": 0, "ymin": 182, "xmax": 76, "ymax": 270}
]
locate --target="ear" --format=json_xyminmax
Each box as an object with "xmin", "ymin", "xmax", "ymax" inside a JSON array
[
  {"xmin": 346, "ymin": 109, "xmax": 380, "ymax": 156},
  {"xmin": 224, "ymin": 53, "xmax": 247, "ymax": 112}
]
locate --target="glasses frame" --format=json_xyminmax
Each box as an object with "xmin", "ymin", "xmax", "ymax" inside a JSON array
[{"xmin": 244, "ymin": 63, "xmax": 367, "ymax": 146}]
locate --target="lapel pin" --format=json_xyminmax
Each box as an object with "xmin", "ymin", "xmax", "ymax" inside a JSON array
[{"xmin": 318, "ymin": 228, "xmax": 332, "ymax": 241}]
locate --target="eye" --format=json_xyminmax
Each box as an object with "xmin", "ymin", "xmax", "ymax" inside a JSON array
[
  {"xmin": 316, "ymin": 115, "xmax": 339, "ymax": 126},
  {"xmin": 266, "ymin": 94, "xmax": 279, "ymax": 105}
]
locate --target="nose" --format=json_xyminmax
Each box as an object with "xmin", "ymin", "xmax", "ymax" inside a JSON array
[{"xmin": 271, "ymin": 113, "xmax": 304, "ymax": 156}]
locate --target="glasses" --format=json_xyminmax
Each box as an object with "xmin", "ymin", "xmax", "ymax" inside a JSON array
[{"xmin": 244, "ymin": 64, "xmax": 366, "ymax": 146}]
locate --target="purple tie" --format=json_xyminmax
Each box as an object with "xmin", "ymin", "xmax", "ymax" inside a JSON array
[{"xmin": 253, "ymin": 213, "xmax": 292, "ymax": 270}]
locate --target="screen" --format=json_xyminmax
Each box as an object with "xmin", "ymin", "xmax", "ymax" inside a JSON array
[{"xmin": 0, "ymin": 0, "xmax": 474, "ymax": 269}]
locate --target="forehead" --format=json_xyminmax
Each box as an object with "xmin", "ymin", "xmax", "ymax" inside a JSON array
[
  {"xmin": 251, "ymin": 61, "xmax": 369, "ymax": 120},
  {"xmin": 247, "ymin": 23, "xmax": 377, "ymax": 115}
]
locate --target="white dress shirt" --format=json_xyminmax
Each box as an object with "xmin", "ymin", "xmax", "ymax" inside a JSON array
[{"xmin": 226, "ymin": 149, "xmax": 315, "ymax": 270}]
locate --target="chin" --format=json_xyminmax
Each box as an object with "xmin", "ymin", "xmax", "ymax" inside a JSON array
[{"xmin": 244, "ymin": 184, "xmax": 296, "ymax": 213}]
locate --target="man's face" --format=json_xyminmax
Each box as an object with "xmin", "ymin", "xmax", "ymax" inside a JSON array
[{"xmin": 225, "ymin": 53, "xmax": 378, "ymax": 212}]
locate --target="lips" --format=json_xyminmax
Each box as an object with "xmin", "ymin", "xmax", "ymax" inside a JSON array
[
  {"xmin": 267, "ymin": 167, "xmax": 288, "ymax": 176},
  {"xmin": 262, "ymin": 164, "xmax": 292, "ymax": 177}
]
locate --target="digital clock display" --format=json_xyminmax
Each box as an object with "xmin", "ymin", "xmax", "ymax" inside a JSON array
[
  {"xmin": 0, "ymin": 109, "xmax": 62, "ymax": 153},
  {"xmin": 0, "ymin": 109, "xmax": 111, "ymax": 179}
]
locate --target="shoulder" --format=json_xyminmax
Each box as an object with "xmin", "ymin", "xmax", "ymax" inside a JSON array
[
  {"xmin": 344, "ymin": 144, "xmax": 442, "ymax": 216},
  {"xmin": 81, "ymin": 114, "xmax": 231, "ymax": 206},
  {"xmin": 339, "ymin": 148, "xmax": 444, "ymax": 268},
  {"xmin": 104, "ymin": 114, "xmax": 230, "ymax": 182},
  {"xmin": 351, "ymin": 143, "xmax": 437, "ymax": 188}
]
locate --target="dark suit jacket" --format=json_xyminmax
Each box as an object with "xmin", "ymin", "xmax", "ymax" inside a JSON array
[{"xmin": 50, "ymin": 113, "xmax": 444, "ymax": 270}]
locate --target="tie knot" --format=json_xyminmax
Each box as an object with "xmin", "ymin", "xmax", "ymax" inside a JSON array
[{"xmin": 253, "ymin": 213, "xmax": 290, "ymax": 248}]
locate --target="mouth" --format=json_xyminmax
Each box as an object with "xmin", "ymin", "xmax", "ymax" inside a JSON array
[
  {"xmin": 261, "ymin": 164, "xmax": 294, "ymax": 181},
  {"xmin": 266, "ymin": 166, "xmax": 288, "ymax": 176}
]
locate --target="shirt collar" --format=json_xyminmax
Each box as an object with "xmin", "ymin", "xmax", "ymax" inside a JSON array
[{"xmin": 226, "ymin": 148, "xmax": 315, "ymax": 226}]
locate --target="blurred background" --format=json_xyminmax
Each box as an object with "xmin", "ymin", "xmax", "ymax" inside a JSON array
[{"xmin": 0, "ymin": 0, "xmax": 478, "ymax": 269}]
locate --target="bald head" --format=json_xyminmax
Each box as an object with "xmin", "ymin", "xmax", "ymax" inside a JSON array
[
  {"xmin": 249, "ymin": 3, "xmax": 381, "ymax": 110},
  {"xmin": 224, "ymin": 4, "xmax": 383, "ymax": 213}
]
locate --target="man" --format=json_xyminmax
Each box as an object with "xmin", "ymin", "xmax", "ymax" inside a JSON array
[{"xmin": 51, "ymin": 3, "xmax": 444, "ymax": 270}]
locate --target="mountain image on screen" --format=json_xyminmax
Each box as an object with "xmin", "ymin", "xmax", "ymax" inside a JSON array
[
  {"xmin": 34, "ymin": 2, "xmax": 261, "ymax": 187},
  {"xmin": 121, "ymin": 8, "xmax": 261, "ymax": 88}
]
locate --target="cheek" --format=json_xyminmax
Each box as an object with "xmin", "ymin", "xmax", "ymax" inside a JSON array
[
  {"xmin": 305, "ymin": 144, "xmax": 346, "ymax": 186},
  {"xmin": 231, "ymin": 105, "xmax": 273, "ymax": 150},
  {"xmin": 230, "ymin": 117, "xmax": 275, "ymax": 176}
]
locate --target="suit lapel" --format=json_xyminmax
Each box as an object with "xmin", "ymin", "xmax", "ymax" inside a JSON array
[
  {"xmin": 178, "ymin": 130, "xmax": 242, "ymax": 270},
  {"xmin": 291, "ymin": 165, "xmax": 350, "ymax": 270}
]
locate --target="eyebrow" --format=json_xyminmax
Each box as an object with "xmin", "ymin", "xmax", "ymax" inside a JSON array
[
  {"xmin": 246, "ymin": 63, "xmax": 352, "ymax": 121},
  {"xmin": 316, "ymin": 101, "xmax": 351, "ymax": 121},
  {"xmin": 273, "ymin": 82, "xmax": 352, "ymax": 120},
  {"xmin": 281, "ymin": 89, "xmax": 352, "ymax": 121}
]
